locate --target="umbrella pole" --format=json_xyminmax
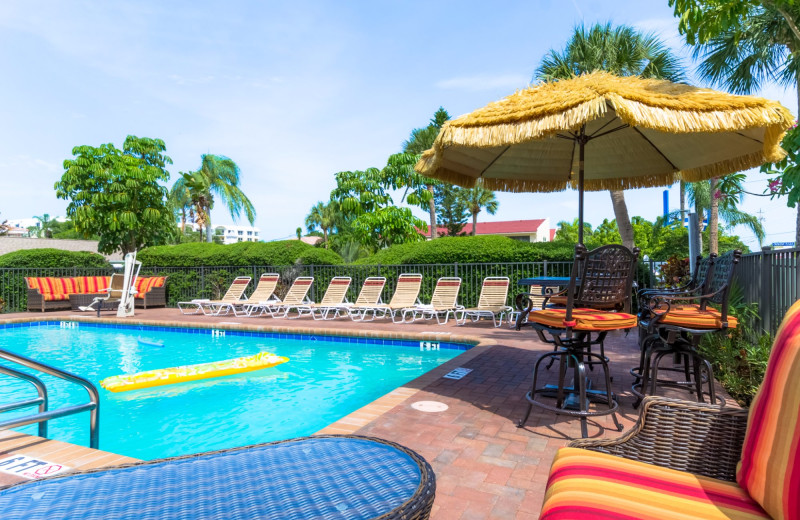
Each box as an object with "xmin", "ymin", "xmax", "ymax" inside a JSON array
[{"xmin": 577, "ymin": 125, "xmax": 586, "ymax": 245}]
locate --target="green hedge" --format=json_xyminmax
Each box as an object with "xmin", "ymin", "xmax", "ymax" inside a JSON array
[
  {"xmin": 138, "ymin": 241, "xmax": 343, "ymax": 267},
  {"xmin": 355, "ymin": 236, "xmax": 577, "ymax": 265},
  {"xmin": 0, "ymin": 249, "xmax": 110, "ymax": 268}
]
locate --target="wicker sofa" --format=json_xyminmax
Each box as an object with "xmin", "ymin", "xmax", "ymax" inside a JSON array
[
  {"xmin": 539, "ymin": 300, "xmax": 800, "ymax": 520},
  {"xmin": 25, "ymin": 276, "xmax": 167, "ymax": 312}
]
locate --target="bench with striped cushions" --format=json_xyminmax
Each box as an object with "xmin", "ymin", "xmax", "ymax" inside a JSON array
[
  {"xmin": 25, "ymin": 277, "xmax": 103, "ymax": 301},
  {"xmin": 134, "ymin": 276, "xmax": 167, "ymax": 296}
]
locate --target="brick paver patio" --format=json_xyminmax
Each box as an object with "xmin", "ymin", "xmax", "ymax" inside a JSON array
[{"xmin": 0, "ymin": 308, "xmax": 732, "ymax": 519}]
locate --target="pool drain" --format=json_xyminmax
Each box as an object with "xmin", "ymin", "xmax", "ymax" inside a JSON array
[{"xmin": 411, "ymin": 401, "xmax": 449, "ymax": 413}]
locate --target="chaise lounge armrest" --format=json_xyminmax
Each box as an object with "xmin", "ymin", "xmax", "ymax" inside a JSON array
[{"xmin": 568, "ymin": 396, "xmax": 748, "ymax": 482}]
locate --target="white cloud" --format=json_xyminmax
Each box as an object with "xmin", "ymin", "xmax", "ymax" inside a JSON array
[{"xmin": 435, "ymin": 74, "xmax": 531, "ymax": 92}]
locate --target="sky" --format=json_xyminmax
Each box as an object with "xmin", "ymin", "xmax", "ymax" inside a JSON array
[{"xmin": 0, "ymin": 0, "xmax": 796, "ymax": 250}]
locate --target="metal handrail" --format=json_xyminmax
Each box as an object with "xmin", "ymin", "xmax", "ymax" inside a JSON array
[{"xmin": 0, "ymin": 348, "xmax": 99, "ymax": 449}]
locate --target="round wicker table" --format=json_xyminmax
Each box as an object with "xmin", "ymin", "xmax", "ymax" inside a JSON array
[{"xmin": 0, "ymin": 435, "xmax": 435, "ymax": 520}]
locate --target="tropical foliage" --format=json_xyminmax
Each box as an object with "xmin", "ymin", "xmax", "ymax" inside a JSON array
[
  {"xmin": 434, "ymin": 183, "xmax": 469, "ymax": 236},
  {"xmin": 672, "ymin": 0, "xmax": 800, "ymax": 244},
  {"xmin": 172, "ymin": 155, "xmax": 256, "ymax": 242},
  {"xmin": 461, "ymin": 180, "xmax": 499, "ymax": 236},
  {"xmin": 55, "ymin": 136, "xmax": 176, "ymax": 255}
]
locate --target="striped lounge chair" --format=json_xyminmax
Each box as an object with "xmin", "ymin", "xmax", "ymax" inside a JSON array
[
  {"xmin": 340, "ymin": 277, "xmax": 387, "ymax": 321},
  {"xmin": 400, "ymin": 277, "xmax": 463, "ymax": 325},
  {"xmin": 248, "ymin": 277, "xmax": 314, "ymax": 318},
  {"xmin": 177, "ymin": 276, "xmax": 251, "ymax": 316},
  {"xmin": 351, "ymin": 274, "xmax": 423, "ymax": 323},
  {"xmin": 456, "ymin": 277, "xmax": 512, "ymax": 328},
  {"xmin": 284, "ymin": 276, "xmax": 352, "ymax": 320},
  {"xmin": 539, "ymin": 299, "xmax": 800, "ymax": 520}
]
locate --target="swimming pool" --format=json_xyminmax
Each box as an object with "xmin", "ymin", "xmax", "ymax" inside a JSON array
[{"xmin": 0, "ymin": 322, "xmax": 470, "ymax": 460}]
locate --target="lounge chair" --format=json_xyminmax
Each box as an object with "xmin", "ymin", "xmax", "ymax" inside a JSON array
[
  {"xmin": 340, "ymin": 277, "xmax": 387, "ymax": 321},
  {"xmin": 248, "ymin": 276, "xmax": 314, "ymax": 318},
  {"xmin": 284, "ymin": 276, "xmax": 352, "ymax": 320},
  {"xmin": 400, "ymin": 277, "xmax": 462, "ymax": 325},
  {"xmin": 456, "ymin": 277, "xmax": 512, "ymax": 327},
  {"xmin": 177, "ymin": 276, "xmax": 251, "ymax": 315},
  {"xmin": 212, "ymin": 273, "xmax": 279, "ymax": 317},
  {"xmin": 0, "ymin": 435, "xmax": 436, "ymax": 520},
  {"xmin": 351, "ymin": 274, "xmax": 423, "ymax": 323}
]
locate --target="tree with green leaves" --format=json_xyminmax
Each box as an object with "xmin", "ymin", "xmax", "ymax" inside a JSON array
[
  {"xmin": 536, "ymin": 23, "xmax": 686, "ymax": 250},
  {"xmin": 32, "ymin": 214, "xmax": 53, "ymax": 238},
  {"xmin": 330, "ymin": 168, "xmax": 426, "ymax": 250},
  {"xmin": 168, "ymin": 181, "xmax": 194, "ymax": 235},
  {"xmin": 554, "ymin": 218, "xmax": 594, "ymax": 244},
  {"xmin": 305, "ymin": 201, "xmax": 338, "ymax": 248},
  {"xmin": 382, "ymin": 108, "xmax": 450, "ymax": 239},
  {"xmin": 172, "ymin": 155, "xmax": 256, "ymax": 242},
  {"xmin": 55, "ymin": 136, "xmax": 175, "ymax": 255},
  {"xmin": 434, "ymin": 183, "xmax": 469, "ymax": 236},
  {"xmin": 461, "ymin": 180, "xmax": 499, "ymax": 235},
  {"xmin": 671, "ymin": 0, "xmax": 800, "ymax": 245}
]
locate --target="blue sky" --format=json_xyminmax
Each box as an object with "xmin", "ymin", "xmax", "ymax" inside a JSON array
[{"xmin": 0, "ymin": 0, "xmax": 795, "ymax": 249}]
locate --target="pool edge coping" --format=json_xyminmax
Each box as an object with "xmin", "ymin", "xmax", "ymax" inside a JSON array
[{"xmin": 0, "ymin": 315, "xmax": 496, "ymax": 447}]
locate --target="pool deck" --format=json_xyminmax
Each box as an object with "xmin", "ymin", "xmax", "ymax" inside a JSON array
[{"xmin": 0, "ymin": 308, "xmax": 733, "ymax": 519}]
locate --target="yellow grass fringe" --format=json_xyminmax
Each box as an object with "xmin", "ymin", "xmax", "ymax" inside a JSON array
[{"xmin": 416, "ymin": 72, "xmax": 793, "ymax": 190}]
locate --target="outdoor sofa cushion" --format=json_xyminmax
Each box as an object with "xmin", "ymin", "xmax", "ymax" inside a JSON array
[
  {"xmin": 540, "ymin": 447, "xmax": 769, "ymax": 519},
  {"xmin": 134, "ymin": 276, "xmax": 166, "ymax": 295},
  {"xmin": 25, "ymin": 277, "xmax": 86, "ymax": 301},
  {"xmin": 78, "ymin": 276, "xmax": 112, "ymax": 294},
  {"xmin": 736, "ymin": 299, "xmax": 800, "ymax": 520},
  {"xmin": 527, "ymin": 308, "xmax": 637, "ymax": 331}
]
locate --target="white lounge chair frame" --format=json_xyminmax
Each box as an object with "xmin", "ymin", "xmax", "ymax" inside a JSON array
[
  {"xmin": 341, "ymin": 277, "xmax": 387, "ymax": 321},
  {"xmin": 351, "ymin": 274, "xmax": 423, "ymax": 323},
  {"xmin": 456, "ymin": 277, "xmax": 512, "ymax": 327},
  {"xmin": 248, "ymin": 277, "xmax": 314, "ymax": 318},
  {"xmin": 177, "ymin": 276, "xmax": 251, "ymax": 315},
  {"xmin": 285, "ymin": 276, "xmax": 352, "ymax": 320},
  {"xmin": 401, "ymin": 277, "xmax": 463, "ymax": 325}
]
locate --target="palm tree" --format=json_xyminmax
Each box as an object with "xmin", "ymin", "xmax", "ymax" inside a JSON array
[
  {"xmin": 690, "ymin": 3, "xmax": 800, "ymax": 245},
  {"xmin": 178, "ymin": 155, "xmax": 256, "ymax": 242},
  {"xmin": 168, "ymin": 182, "xmax": 194, "ymax": 235},
  {"xmin": 461, "ymin": 180, "xmax": 499, "ymax": 235},
  {"xmin": 33, "ymin": 214, "xmax": 53, "ymax": 238},
  {"xmin": 305, "ymin": 201, "xmax": 337, "ymax": 248},
  {"xmin": 383, "ymin": 108, "xmax": 450, "ymax": 240},
  {"xmin": 536, "ymin": 23, "xmax": 686, "ymax": 250},
  {"xmin": 685, "ymin": 177, "xmax": 765, "ymax": 253}
]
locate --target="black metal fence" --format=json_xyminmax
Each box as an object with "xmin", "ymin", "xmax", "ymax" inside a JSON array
[
  {"xmin": 736, "ymin": 247, "xmax": 800, "ymax": 335},
  {"xmin": 1, "ymin": 261, "xmax": 657, "ymax": 314}
]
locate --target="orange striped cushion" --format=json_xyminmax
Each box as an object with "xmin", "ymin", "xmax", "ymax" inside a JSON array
[
  {"xmin": 528, "ymin": 308, "xmax": 637, "ymax": 331},
  {"xmin": 658, "ymin": 307, "xmax": 738, "ymax": 329},
  {"xmin": 25, "ymin": 277, "xmax": 73, "ymax": 301},
  {"xmin": 737, "ymin": 300, "xmax": 800, "ymax": 520},
  {"xmin": 541, "ymin": 447, "xmax": 769, "ymax": 519},
  {"xmin": 79, "ymin": 276, "xmax": 111, "ymax": 294},
  {"xmin": 59, "ymin": 277, "xmax": 81, "ymax": 295}
]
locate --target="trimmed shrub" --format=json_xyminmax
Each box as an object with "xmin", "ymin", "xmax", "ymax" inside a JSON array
[
  {"xmin": 355, "ymin": 236, "xmax": 577, "ymax": 265},
  {"xmin": 0, "ymin": 248, "xmax": 110, "ymax": 268},
  {"xmin": 138, "ymin": 241, "xmax": 343, "ymax": 267}
]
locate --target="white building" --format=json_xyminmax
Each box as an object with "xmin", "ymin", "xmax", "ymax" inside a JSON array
[{"xmin": 217, "ymin": 225, "xmax": 260, "ymax": 244}]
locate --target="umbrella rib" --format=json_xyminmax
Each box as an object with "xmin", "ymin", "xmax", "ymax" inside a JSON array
[
  {"xmin": 478, "ymin": 145, "xmax": 511, "ymax": 178},
  {"xmin": 590, "ymin": 124, "xmax": 629, "ymax": 140},
  {"xmin": 587, "ymin": 116, "xmax": 620, "ymax": 138},
  {"xmin": 734, "ymin": 131, "xmax": 764, "ymax": 145},
  {"xmin": 568, "ymin": 138, "xmax": 577, "ymax": 180},
  {"xmin": 630, "ymin": 127, "xmax": 679, "ymax": 171}
]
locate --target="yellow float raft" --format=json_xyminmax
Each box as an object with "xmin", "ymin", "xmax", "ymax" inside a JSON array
[{"xmin": 100, "ymin": 351, "xmax": 289, "ymax": 392}]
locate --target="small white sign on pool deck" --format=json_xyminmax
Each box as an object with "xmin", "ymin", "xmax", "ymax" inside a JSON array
[
  {"xmin": 0, "ymin": 455, "xmax": 71, "ymax": 480},
  {"xmin": 443, "ymin": 367, "xmax": 472, "ymax": 380}
]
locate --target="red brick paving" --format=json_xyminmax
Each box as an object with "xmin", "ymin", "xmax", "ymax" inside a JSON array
[{"xmin": 1, "ymin": 308, "xmax": 733, "ymax": 519}]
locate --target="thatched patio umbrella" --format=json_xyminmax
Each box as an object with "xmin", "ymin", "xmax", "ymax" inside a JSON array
[{"xmin": 416, "ymin": 71, "xmax": 793, "ymax": 244}]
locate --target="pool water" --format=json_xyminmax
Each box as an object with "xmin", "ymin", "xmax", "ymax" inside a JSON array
[{"xmin": 0, "ymin": 323, "xmax": 468, "ymax": 460}]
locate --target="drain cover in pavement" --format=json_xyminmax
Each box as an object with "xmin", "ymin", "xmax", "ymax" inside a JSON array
[{"xmin": 411, "ymin": 401, "xmax": 449, "ymax": 413}]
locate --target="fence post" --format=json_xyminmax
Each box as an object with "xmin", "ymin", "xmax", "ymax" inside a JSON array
[
  {"xmin": 760, "ymin": 247, "xmax": 772, "ymax": 332},
  {"xmin": 454, "ymin": 262, "xmax": 458, "ymax": 278},
  {"xmin": 310, "ymin": 265, "xmax": 316, "ymax": 301},
  {"xmin": 543, "ymin": 260, "xmax": 548, "ymax": 278},
  {"xmin": 200, "ymin": 266, "xmax": 205, "ymax": 297}
]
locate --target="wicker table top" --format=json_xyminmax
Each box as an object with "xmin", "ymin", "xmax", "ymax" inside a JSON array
[{"xmin": 0, "ymin": 435, "xmax": 435, "ymax": 520}]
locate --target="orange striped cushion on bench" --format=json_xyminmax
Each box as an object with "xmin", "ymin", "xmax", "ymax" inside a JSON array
[
  {"xmin": 737, "ymin": 300, "xmax": 800, "ymax": 520},
  {"xmin": 78, "ymin": 276, "xmax": 111, "ymax": 294},
  {"xmin": 528, "ymin": 308, "xmax": 636, "ymax": 331},
  {"xmin": 25, "ymin": 277, "xmax": 73, "ymax": 301},
  {"xmin": 134, "ymin": 277, "xmax": 166, "ymax": 295},
  {"xmin": 541, "ymin": 447, "xmax": 769, "ymax": 520}
]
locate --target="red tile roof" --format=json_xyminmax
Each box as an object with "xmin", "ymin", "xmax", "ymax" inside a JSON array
[{"xmin": 434, "ymin": 219, "xmax": 547, "ymax": 236}]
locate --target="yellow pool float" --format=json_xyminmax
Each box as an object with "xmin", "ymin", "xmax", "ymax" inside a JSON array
[{"xmin": 100, "ymin": 351, "xmax": 289, "ymax": 392}]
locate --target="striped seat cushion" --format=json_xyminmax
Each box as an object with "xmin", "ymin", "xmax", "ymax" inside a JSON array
[
  {"xmin": 541, "ymin": 447, "xmax": 769, "ymax": 519},
  {"xmin": 528, "ymin": 308, "xmax": 637, "ymax": 331},
  {"xmin": 657, "ymin": 306, "xmax": 738, "ymax": 329},
  {"xmin": 736, "ymin": 300, "xmax": 800, "ymax": 520},
  {"xmin": 24, "ymin": 277, "xmax": 73, "ymax": 301},
  {"xmin": 134, "ymin": 277, "xmax": 166, "ymax": 295}
]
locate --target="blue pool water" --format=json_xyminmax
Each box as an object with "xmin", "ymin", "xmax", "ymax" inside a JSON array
[{"xmin": 0, "ymin": 322, "xmax": 468, "ymax": 460}]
